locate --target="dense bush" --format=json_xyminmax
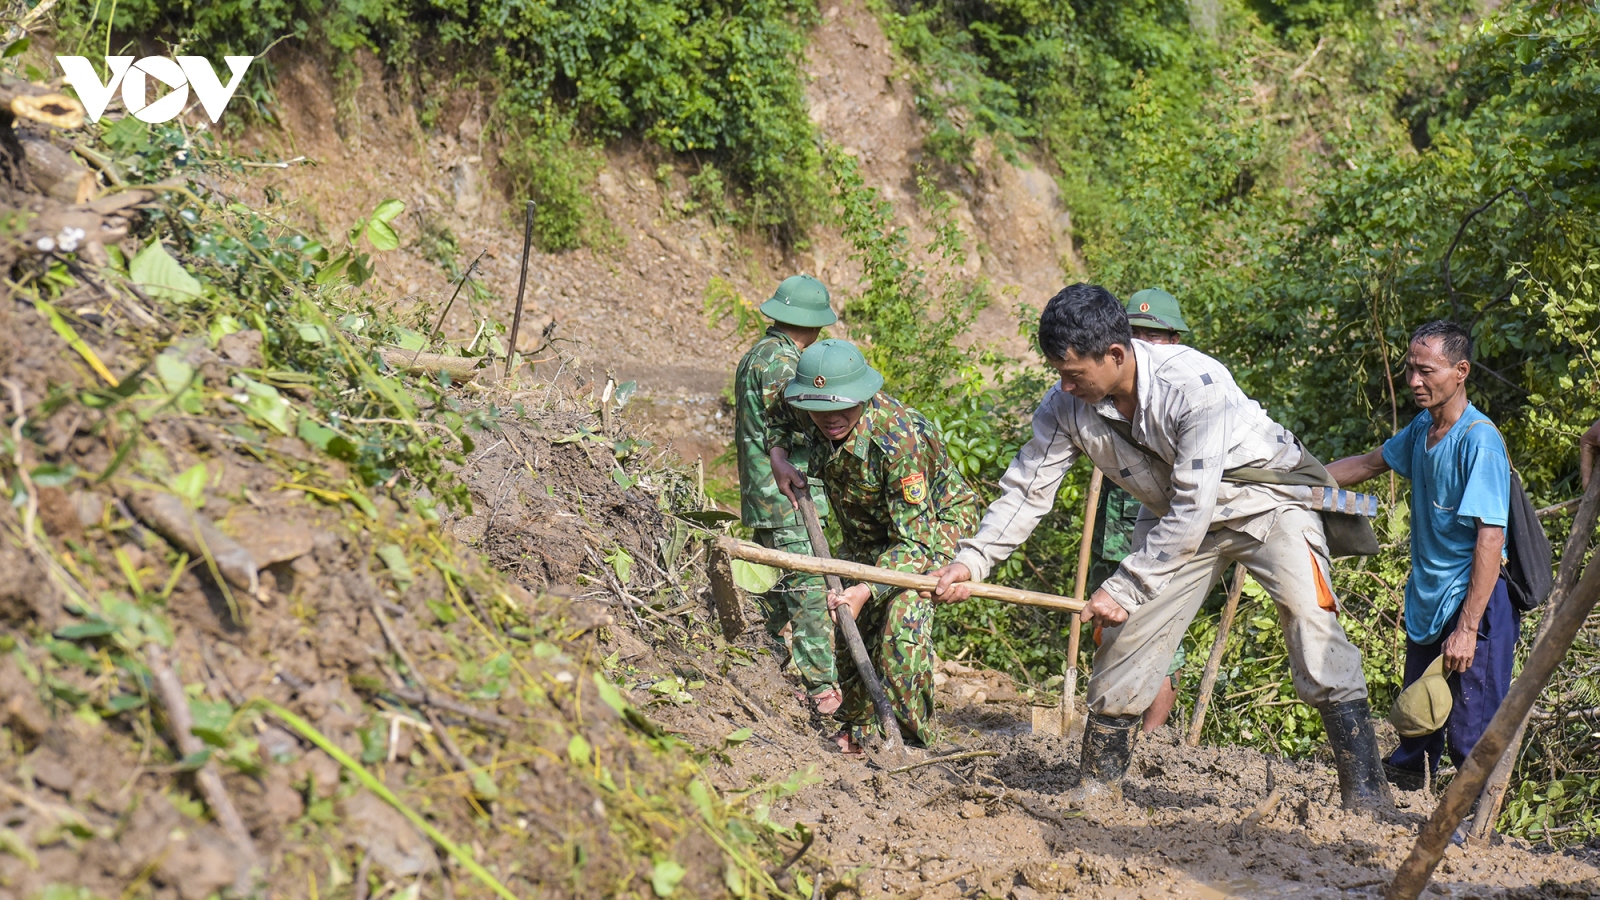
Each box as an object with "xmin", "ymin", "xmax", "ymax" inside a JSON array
[{"xmin": 56, "ymin": 0, "xmax": 823, "ymax": 247}]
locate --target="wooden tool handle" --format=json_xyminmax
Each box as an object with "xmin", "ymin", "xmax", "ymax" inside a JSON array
[
  {"xmin": 794, "ymin": 495, "xmax": 902, "ymax": 753},
  {"xmin": 718, "ymin": 537, "xmax": 1085, "ymax": 614}
]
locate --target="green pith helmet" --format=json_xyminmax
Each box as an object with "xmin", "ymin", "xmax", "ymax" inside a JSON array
[
  {"xmin": 1126, "ymin": 288, "xmax": 1191, "ymax": 334},
  {"xmin": 760, "ymin": 274, "xmax": 838, "ymax": 328},
  {"xmin": 784, "ymin": 339, "xmax": 884, "ymax": 411}
]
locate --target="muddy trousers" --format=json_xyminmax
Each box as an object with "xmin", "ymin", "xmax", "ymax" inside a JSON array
[
  {"xmin": 754, "ymin": 526, "xmax": 838, "ymax": 696},
  {"xmin": 1089, "ymin": 506, "xmax": 1369, "ymax": 718},
  {"xmin": 838, "ymin": 589, "xmax": 935, "ymax": 747}
]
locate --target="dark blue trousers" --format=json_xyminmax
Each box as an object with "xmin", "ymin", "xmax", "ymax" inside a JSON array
[{"xmin": 1388, "ymin": 577, "xmax": 1519, "ymax": 775}]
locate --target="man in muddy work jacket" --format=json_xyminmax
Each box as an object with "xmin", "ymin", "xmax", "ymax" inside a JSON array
[
  {"xmin": 770, "ymin": 339, "xmax": 981, "ymax": 754},
  {"xmin": 928, "ymin": 283, "xmax": 1391, "ymax": 812},
  {"xmin": 734, "ymin": 274, "xmax": 841, "ymax": 715}
]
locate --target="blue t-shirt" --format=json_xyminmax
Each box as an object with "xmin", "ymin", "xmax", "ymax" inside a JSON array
[{"xmin": 1382, "ymin": 404, "xmax": 1510, "ymax": 645}]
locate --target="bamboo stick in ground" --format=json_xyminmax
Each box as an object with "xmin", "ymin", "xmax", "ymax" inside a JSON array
[
  {"xmin": 1064, "ymin": 468, "xmax": 1105, "ymax": 734},
  {"xmin": 796, "ymin": 494, "xmax": 903, "ymax": 756},
  {"xmin": 1386, "ymin": 555, "xmax": 1600, "ymax": 900},
  {"xmin": 716, "ymin": 536, "xmax": 1084, "ymax": 613},
  {"xmin": 1467, "ymin": 473, "xmax": 1600, "ymax": 844},
  {"xmin": 1186, "ymin": 563, "xmax": 1249, "ymax": 747}
]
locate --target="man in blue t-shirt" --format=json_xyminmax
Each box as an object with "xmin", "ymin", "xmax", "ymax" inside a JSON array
[{"xmin": 1328, "ymin": 320, "xmax": 1516, "ymax": 791}]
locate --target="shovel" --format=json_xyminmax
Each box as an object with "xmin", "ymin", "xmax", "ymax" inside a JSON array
[{"xmin": 794, "ymin": 493, "xmax": 907, "ymax": 761}]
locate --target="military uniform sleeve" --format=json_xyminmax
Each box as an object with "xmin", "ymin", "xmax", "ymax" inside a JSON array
[
  {"xmin": 1098, "ymin": 385, "xmax": 1227, "ymax": 612},
  {"xmin": 953, "ymin": 388, "xmax": 1079, "ymax": 582},
  {"xmin": 865, "ymin": 431, "xmax": 947, "ymax": 600}
]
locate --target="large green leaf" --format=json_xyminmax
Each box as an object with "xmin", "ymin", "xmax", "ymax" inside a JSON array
[
  {"xmin": 730, "ymin": 559, "xmax": 780, "ymax": 594},
  {"xmin": 129, "ymin": 241, "xmax": 202, "ymax": 303}
]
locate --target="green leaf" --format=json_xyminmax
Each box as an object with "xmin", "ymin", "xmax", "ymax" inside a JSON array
[
  {"xmin": 371, "ymin": 198, "xmax": 406, "ymax": 224},
  {"xmin": 731, "ymin": 560, "xmax": 780, "ymax": 594},
  {"xmin": 345, "ymin": 485, "xmax": 378, "ymax": 520},
  {"xmin": 297, "ymin": 415, "xmax": 337, "ymax": 451},
  {"xmin": 55, "ymin": 619, "xmax": 115, "ymax": 640},
  {"xmin": 129, "ymin": 241, "xmax": 203, "ymax": 304},
  {"xmin": 593, "ymin": 673, "xmax": 630, "ymax": 716},
  {"xmin": 376, "ymin": 544, "xmax": 414, "ymax": 587},
  {"xmin": 154, "ymin": 353, "xmax": 196, "ymax": 395},
  {"xmin": 295, "ymin": 323, "xmax": 331, "ymax": 345},
  {"xmin": 651, "ymin": 858, "xmax": 687, "ymax": 897},
  {"xmin": 724, "ymin": 727, "xmax": 753, "ymax": 745},
  {"xmin": 104, "ymin": 693, "xmax": 146, "ymax": 713},
  {"xmin": 170, "ymin": 463, "xmax": 209, "ymax": 508},
  {"xmin": 3, "ymin": 37, "xmax": 32, "ymax": 59},
  {"xmin": 425, "ymin": 599, "xmax": 458, "ymax": 624},
  {"xmin": 29, "ymin": 463, "xmax": 77, "ymax": 488},
  {"xmin": 567, "ymin": 733, "xmax": 592, "ymax": 767},
  {"xmin": 389, "ymin": 326, "xmax": 427, "ymax": 351},
  {"xmin": 230, "ymin": 375, "xmax": 294, "ymax": 435},
  {"xmin": 366, "ymin": 219, "xmax": 400, "ymax": 251},
  {"xmin": 688, "ymin": 778, "xmax": 715, "ymax": 822},
  {"xmin": 470, "ymin": 771, "xmax": 501, "ymax": 800},
  {"xmin": 603, "ymin": 547, "xmax": 633, "ymax": 584},
  {"xmin": 188, "ymin": 698, "xmax": 234, "ymax": 747}
]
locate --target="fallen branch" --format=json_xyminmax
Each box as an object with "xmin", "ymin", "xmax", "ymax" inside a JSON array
[
  {"xmin": 378, "ymin": 346, "xmax": 489, "ymax": 377},
  {"xmin": 146, "ymin": 644, "xmax": 261, "ymax": 892}
]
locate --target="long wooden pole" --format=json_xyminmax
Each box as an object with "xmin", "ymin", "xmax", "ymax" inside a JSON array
[
  {"xmin": 503, "ymin": 200, "xmax": 536, "ymax": 380},
  {"xmin": 717, "ymin": 537, "xmax": 1085, "ymax": 613},
  {"xmin": 795, "ymin": 495, "xmax": 902, "ymax": 754},
  {"xmin": 1387, "ymin": 555, "xmax": 1600, "ymax": 900},
  {"xmin": 1065, "ymin": 468, "xmax": 1105, "ymax": 733},
  {"xmin": 1468, "ymin": 473, "xmax": 1600, "ymax": 843},
  {"xmin": 1186, "ymin": 563, "xmax": 1248, "ymax": 746}
]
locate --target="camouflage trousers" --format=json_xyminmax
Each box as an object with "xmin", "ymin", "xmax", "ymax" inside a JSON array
[
  {"xmin": 838, "ymin": 588, "xmax": 935, "ymax": 747},
  {"xmin": 753, "ymin": 526, "xmax": 838, "ymax": 696}
]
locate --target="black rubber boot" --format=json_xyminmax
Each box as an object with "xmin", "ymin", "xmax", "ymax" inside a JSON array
[
  {"xmin": 1064, "ymin": 713, "xmax": 1140, "ymax": 808},
  {"xmin": 1319, "ymin": 699, "xmax": 1394, "ymax": 813}
]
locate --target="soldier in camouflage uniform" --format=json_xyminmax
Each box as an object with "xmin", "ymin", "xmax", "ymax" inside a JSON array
[
  {"xmin": 733, "ymin": 275, "xmax": 841, "ymax": 713},
  {"xmin": 1087, "ymin": 288, "xmax": 1192, "ymax": 732},
  {"xmin": 770, "ymin": 340, "xmax": 981, "ymax": 753}
]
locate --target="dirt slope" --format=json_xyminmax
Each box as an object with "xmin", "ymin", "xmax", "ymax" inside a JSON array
[{"xmin": 237, "ymin": 0, "xmax": 1074, "ymax": 486}]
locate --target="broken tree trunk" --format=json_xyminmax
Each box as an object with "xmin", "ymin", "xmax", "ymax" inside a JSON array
[{"xmin": 20, "ymin": 134, "xmax": 94, "ymax": 203}]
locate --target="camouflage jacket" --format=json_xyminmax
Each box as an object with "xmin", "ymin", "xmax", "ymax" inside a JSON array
[
  {"xmin": 1091, "ymin": 483, "xmax": 1141, "ymax": 565},
  {"xmin": 734, "ymin": 327, "xmax": 829, "ymax": 529},
  {"xmin": 782, "ymin": 392, "xmax": 981, "ymax": 600}
]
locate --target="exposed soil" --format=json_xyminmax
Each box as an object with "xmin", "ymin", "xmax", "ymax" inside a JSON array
[{"xmin": 628, "ymin": 627, "xmax": 1600, "ymax": 900}]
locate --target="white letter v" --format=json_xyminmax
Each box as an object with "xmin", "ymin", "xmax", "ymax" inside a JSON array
[
  {"xmin": 178, "ymin": 56, "xmax": 253, "ymax": 123},
  {"xmin": 56, "ymin": 56, "xmax": 133, "ymax": 123}
]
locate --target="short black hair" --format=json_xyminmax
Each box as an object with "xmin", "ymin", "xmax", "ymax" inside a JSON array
[
  {"xmin": 1411, "ymin": 320, "xmax": 1472, "ymax": 365},
  {"xmin": 1038, "ymin": 283, "xmax": 1131, "ymax": 361}
]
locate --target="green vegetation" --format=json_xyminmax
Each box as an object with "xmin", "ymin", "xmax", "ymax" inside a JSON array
[
  {"xmin": 58, "ymin": 0, "xmax": 823, "ymax": 247},
  {"xmin": 851, "ymin": 0, "xmax": 1600, "ymax": 842},
  {"xmin": 2, "ymin": 115, "xmax": 803, "ymax": 895}
]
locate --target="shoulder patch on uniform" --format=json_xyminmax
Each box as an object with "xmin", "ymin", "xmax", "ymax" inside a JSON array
[{"xmin": 900, "ymin": 472, "xmax": 927, "ymax": 505}]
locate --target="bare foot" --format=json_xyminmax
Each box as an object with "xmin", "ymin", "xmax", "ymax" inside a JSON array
[
  {"xmin": 832, "ymin": 729, "xmax": 864, "ymax": 757},
  {"xmin": 811, "ymin": 687, "xmax": 842, "ymax": 716}
]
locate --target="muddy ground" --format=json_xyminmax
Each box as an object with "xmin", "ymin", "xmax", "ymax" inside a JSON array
[{"xmin": 623, "ymin": 630, "xmax": 1600, "ymax": 900}]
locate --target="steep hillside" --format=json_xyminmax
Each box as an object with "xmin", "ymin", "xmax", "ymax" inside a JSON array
[{"xmin": 232, "ymin": 0, "xmax": 1073, "ymax": 483}]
